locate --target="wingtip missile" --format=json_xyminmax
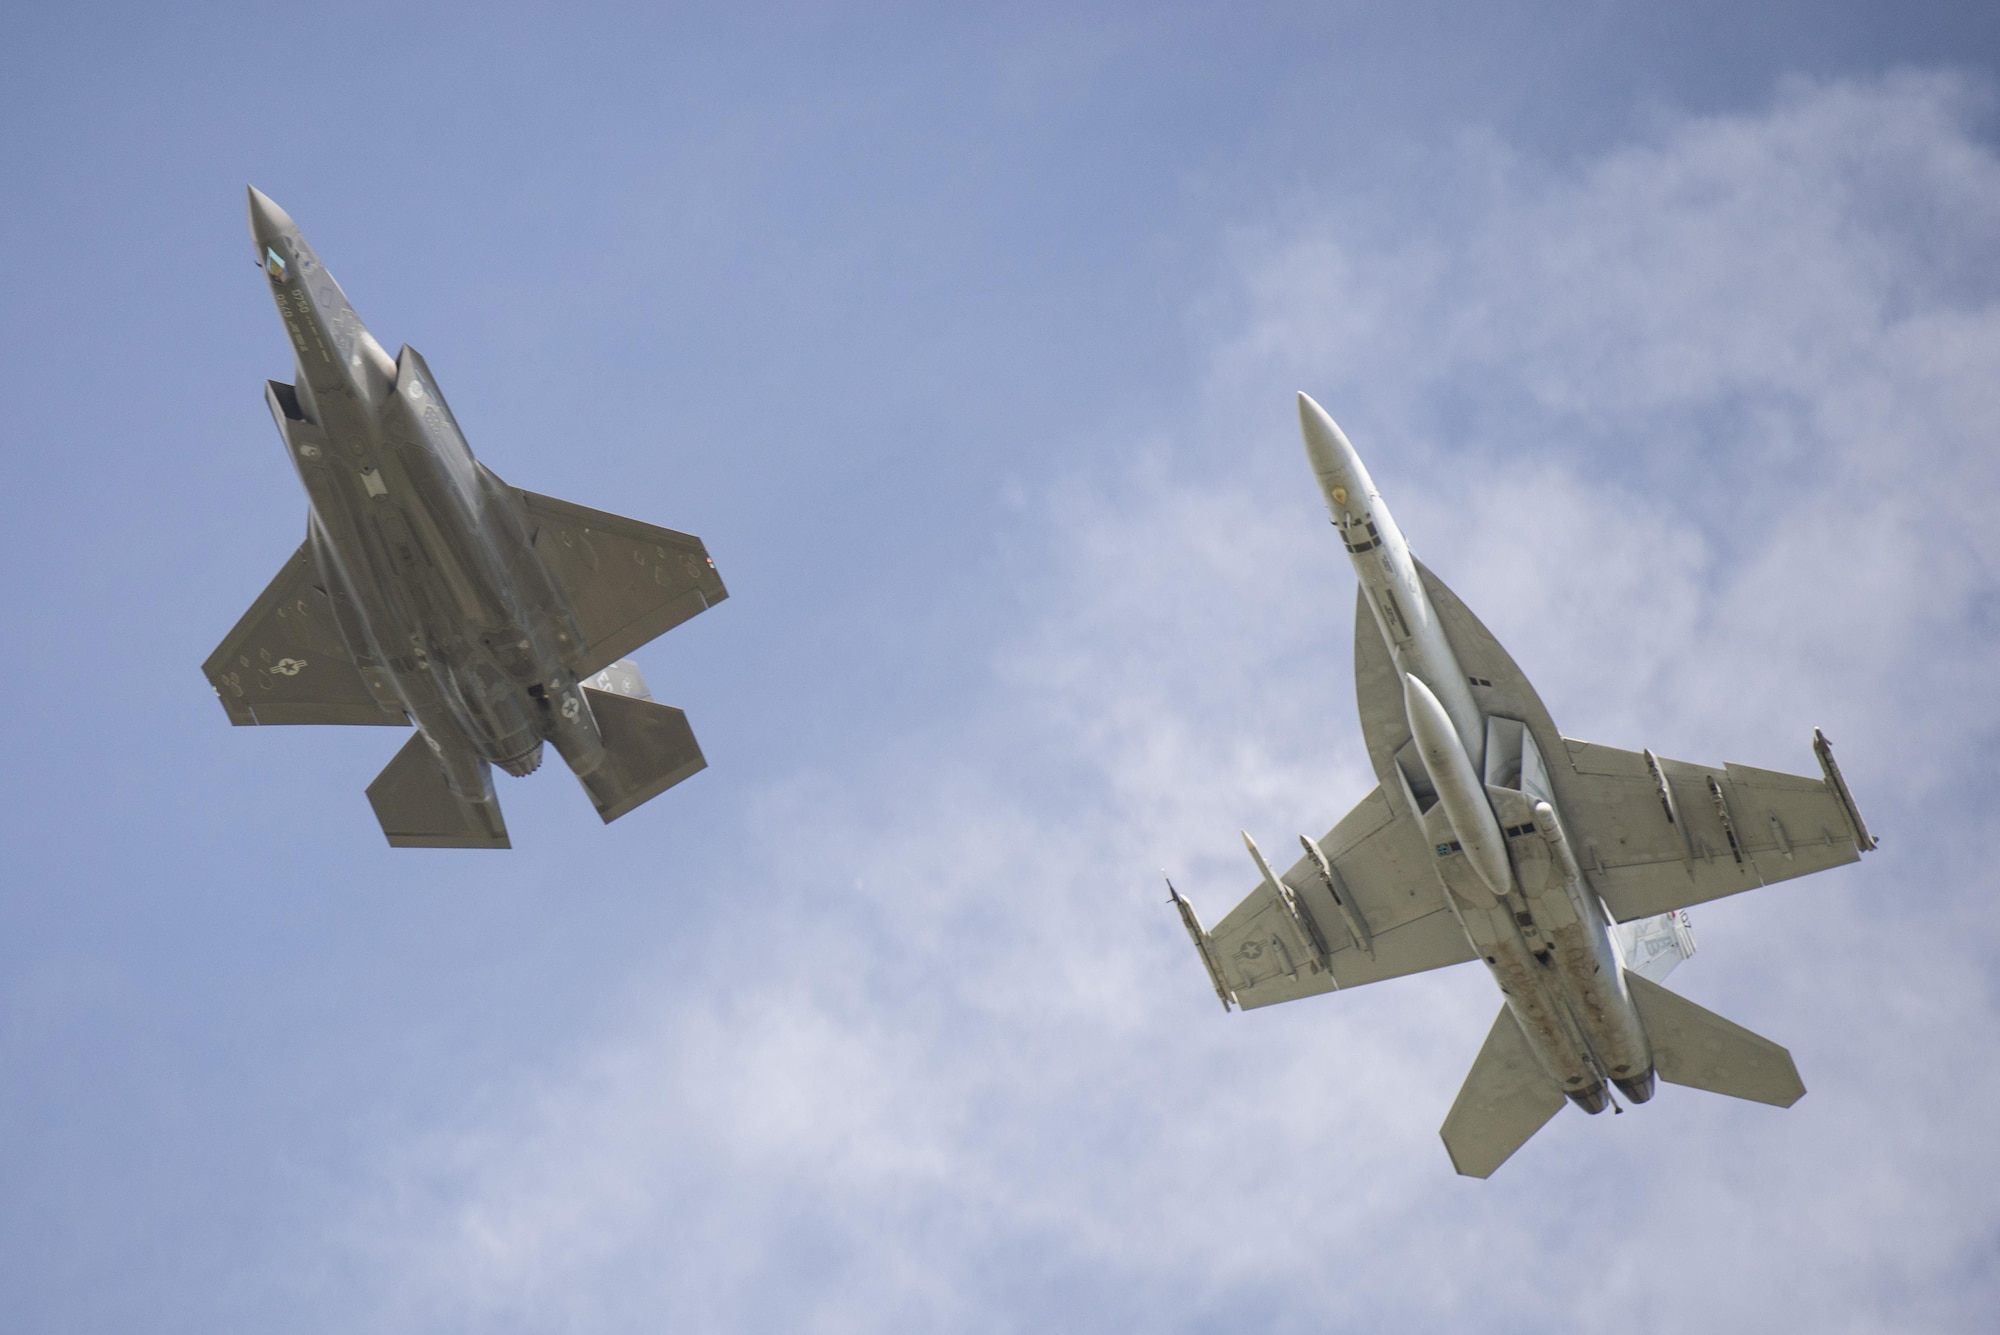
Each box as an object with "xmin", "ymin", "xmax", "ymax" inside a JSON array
[
  {"xmin": 1165, "ymin": 874, "xmax": 1236, "ymax": 1011},
  {"xmin": 1812, "ymin": 727, "xmax": 1878, "ymax": 851}
]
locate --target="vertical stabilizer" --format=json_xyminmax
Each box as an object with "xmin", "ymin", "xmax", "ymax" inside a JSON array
[
  {"xmin": 1625, "ymin": 971, "xmax": 1804, "ymax": 1107},
  {"xmin": 1441, "ymin": 1006, "xmax": 1567, "ymax": 1178},
  {"xmin": 1614, "ymin": 910, "xmax": 1698, "ymax": 984}
]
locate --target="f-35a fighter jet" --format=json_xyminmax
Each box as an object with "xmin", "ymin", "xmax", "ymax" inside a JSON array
[
  {"xmin": 1169, "ymin": 394, "xmax": 1876, "ymax": 1176},
  {"xmin": 204, "ymin": 189, "xmax": 727, "ymax": 848}
]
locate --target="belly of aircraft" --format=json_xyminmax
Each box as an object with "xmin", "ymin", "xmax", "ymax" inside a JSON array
[{"xmin": 301, "ymin": 466, "xmax": 554, "ymax": 770}]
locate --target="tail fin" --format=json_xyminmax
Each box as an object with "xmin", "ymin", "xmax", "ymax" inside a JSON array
[
  {"xmin": 1626, "ymin": 971, "xmax": 1805, "ymax": 1107},
  {"xmin": 365, "ymin": 733, "xmax": 510, "ymax": 849},
  {"xmin": 1440, "ymin": 1006, "xmax": 1566, "ymax": 1178},
  {"xmin": 573, "ymin": 685, "xmax": 706, "ymax": 823},
  {"xmin": 1614, "ymin": 909, "xmax": 1698, "ymax": 984}
]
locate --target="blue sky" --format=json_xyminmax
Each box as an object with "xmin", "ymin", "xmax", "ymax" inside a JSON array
[{"xmin": 4, "ymin": 4, "xmax": 2000, "ymax": 1331}]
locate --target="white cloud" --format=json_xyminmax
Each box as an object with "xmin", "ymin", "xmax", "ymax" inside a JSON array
[{"xmin": 335, "ymin": 74, "xmax": 2000, "ymax": 1332}]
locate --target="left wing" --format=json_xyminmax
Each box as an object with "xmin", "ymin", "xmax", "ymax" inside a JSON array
[
  {"xmin": 1394, "ymin": 559, "xmax": 1870, "ymax": 922},
  {"xmin": 203, "ymin": 542, "xmax": 408, "ymax": 727},
  {"xmin": 1554, "ymin": 738, "xmax": 1867, "ymax": 922},
  {"xmin": 1199, "ymin": 785, "xmax": 1475, "ymax": 1010}
]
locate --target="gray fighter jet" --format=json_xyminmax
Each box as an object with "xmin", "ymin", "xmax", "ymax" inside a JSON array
[
  {"xmin": 204, "ymin": 189, "xmax": 727, "ymax": 848},
  {"xmin": 1169, "ymin": 395, "xmax": 1876, "ymax": 1176}
]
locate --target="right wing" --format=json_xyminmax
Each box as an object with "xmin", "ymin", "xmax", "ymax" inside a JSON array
[
  {"xmin": 1556, "ymin": 738, "xmax": 1866, "ymax": 922},
  {"xmin": 517, "ymin": 490, "xmax": 728, "ymax": 678},
  {"xmin": 202, "ymin": 543, "xmax": 407, "ymax": 727},
  {"xmin": 1203, "ymin": 785, "xmax": 1475, "ymax": 1010},
  {"xmin": 1374, "ymin": 561, "xmax": 1869, "ymax": 923}
]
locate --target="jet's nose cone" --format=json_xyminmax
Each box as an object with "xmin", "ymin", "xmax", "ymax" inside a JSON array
[
  {"xmin": 246, "ymin": 185, "xmax": 294, "ymax": 244},
  {"xmin": 1296, "ymin": 391, "xmax": 1356, "ymax": 478}
]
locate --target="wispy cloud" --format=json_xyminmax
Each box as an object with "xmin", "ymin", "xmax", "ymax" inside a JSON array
[{"xmin": 338, "ymin": 73, "xmax": 2000, "ymax": 1333}]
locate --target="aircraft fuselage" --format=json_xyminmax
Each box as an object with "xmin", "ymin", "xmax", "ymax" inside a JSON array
[
  {"xmin": 1299, "ymin": 394, "xmax": 1655, "ymax": 1111},
  {"xmin": 246, "ymin": 188, "xmax": 603, "ymax": 796}
]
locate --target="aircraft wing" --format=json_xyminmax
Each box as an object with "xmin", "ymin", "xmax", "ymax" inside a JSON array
[
  {"xmin": 1555, "ymin": 738, "xmax": 1867, "ymax": 922},
  {"xmin": 202, "ymin": 542, "xmax": 408, "ymax": 727},
  {"xmin": 1204, "ymin": 785, "xmax": 1476, "ymax": 1010},
  {"xmin": 1387, "ymin": 560, "xmax": 1870, "ymax": 923},
  {"xmin": 517, "ymin": 489, "xmax": 729, "ymax": 677}
]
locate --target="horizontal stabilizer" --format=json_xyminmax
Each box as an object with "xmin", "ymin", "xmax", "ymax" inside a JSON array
[
  {"xmin": 574, "ymin": 686, "xmax": 707, "ymax": 823},
  {"xmin": 366, "ymin": 733, "xmax": 510, "ymax": 849},
  {"xmin": 1441, "ymin": 1006, "xmax": 1566, "ymax": 1178},
  {"xmin": 1626, "ymin": 970, "xmax": 1804, "ymax": 1107}
]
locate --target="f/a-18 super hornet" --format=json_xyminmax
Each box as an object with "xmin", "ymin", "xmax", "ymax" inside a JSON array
[
  {"xmin": 203, "ymin": 188, "xmax": 727, "ymax": 848},
  {"xmin": 1168, "ymin": 394, "xmax": 1876, "ymax": 1177}
]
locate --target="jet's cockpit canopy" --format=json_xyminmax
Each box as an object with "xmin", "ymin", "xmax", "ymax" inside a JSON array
[{"xmin": 264, "ymin": 246, "xmax": 288, "ymax": 280}]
